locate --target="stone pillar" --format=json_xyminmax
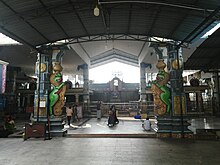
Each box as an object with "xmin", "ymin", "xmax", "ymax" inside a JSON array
[
  {"xmin": 77, "ymin": 63, "xmax": 90, "ymax": 116},
  {"xmin": 140, "ymin": 62, "xmax": 152, "ymax": 118},
  {"xmin": 83, "ymin": 64, "xmax": 89, "ymax": 102},
  {"xmin": 82, "ymin": 64, "xmax": 90, "ymax": 116},
  {"xmin": 140, "ymin": 62, "xmax": 147, "ymax": 102},
  {"xmin": 75, "ymin": 94, "xmax": 79, "ymax": 104}
]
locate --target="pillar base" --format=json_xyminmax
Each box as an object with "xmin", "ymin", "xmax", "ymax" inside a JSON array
[
  {"xmin": 154, "ymin": 116, "xmax": 193, "ymax": 139},
  {"xmin": 32, "ymin": 116, "xmax": 67, "ymax": 137},
  {"xmin": 156, "ymin": 132, "xmax": 194, "ymax": 139}
]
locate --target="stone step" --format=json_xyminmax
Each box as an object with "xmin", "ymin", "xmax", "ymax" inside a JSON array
[
  {"xmin": 47, "ymin": 129, "xmax": 67, "ymax": 137},
  {"xmin": 195, "ymin": 129, "xmax": 220, "ymax": 140},
  {"xmin": 195, "ymin": 133, "xmax": 218, "ymax": 140},
  {"xmin": 67, "ymin": 133, "xmax": 156, "ymax": 138}
]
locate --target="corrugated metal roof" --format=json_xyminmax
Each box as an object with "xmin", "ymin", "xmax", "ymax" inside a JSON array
[
  {"xmin": 184, "ymin": 27, "xmax": 220, "ymax": 70},
  {"xmin": 0, "ymin": 0, "xmax": 219, "ymax": 49}
]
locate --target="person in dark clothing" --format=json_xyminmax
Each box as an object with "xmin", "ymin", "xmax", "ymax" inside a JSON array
[
  {"xmin": 97, "ymin": 101, "xmax": 101, "ymax": 119},
  {"xmin": 107, "ymin": 105, "xmax": 119, "ymax": 127},
  {"xmin": 4, "ymin": 115, "xmax": 16, "ymax": 134},
  {"xmin": 66, "ymin": 106, "xmax": 73, "ymax": 126}
]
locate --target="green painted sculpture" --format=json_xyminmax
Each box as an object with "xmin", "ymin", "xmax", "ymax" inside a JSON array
[
  {"xmin": 49, "ymin": 62, "xmax": 66, "ymax": 116},
  {"xmin": 151, "ymin": 60, "xmax": 171, "ymax": 116}
]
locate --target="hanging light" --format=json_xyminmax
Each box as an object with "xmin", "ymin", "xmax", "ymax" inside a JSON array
[{"xmin": 94, "ymin": 5, "xmax": 99, "ymax": 16}]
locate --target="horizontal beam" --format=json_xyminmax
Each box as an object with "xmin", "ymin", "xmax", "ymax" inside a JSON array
[{"xmin": 59, "ymin": 34, "xmax": 176, "ymax": 45}]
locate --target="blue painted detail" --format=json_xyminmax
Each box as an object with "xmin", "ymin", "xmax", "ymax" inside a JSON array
[{"xmin": 140, "ymin": 62, "xmax": 152, "ymax": 68}]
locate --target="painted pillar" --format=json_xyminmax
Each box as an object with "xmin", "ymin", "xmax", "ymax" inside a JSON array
[
  {"xmin": 49, "ymin": 49, "xmax": 66, "ymax": 116},
  {"xmin": 48, "ymin": 48, "xmax": 67, "ymax": 137},
  {"xmin": 167, "ymin": 44, "xmax": 185, "ymax": 115},
  {"xmin": 151, "ymin": 43, "xmax": 193, "ymax": 138},
  {"xmin": 0, "ymin": 60, "xmax": 8, "ymax": 112},
  {"xmin": 52, "ymin": 49, "xmax": 64, "ymax": 65},
  {"xmin": 33, "ymin": 53, "xmax": 51, "ymax": 120},
  {"xmin": 212, "ymin": 72, "xmax": 220, "ymax": 115},
  {"xmin": 0, "ymin": 60, "xmax": 9, "ymax": 94},
  {"xmin": 166, "ymin": 43, "xmax": 192, "ymax": 138},
  {"xmin": 32, "ymin": 48, "xmax": 67, "ymax": 137},
  {"xmin": 140, "ymin": 62, "xmax": 147, "ymax": 102}
]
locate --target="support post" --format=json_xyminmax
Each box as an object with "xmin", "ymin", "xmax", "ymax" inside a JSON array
[
  {"xmin": 140, "ymin": 62, "xmax": 147, "ymax": 102},
  {"xmin": 212, "ymin": 72, "xmax": 220, "ymax": 115},
  {"xmin": 33, "ymin": 53, "xmax": 51, "ymax": 120},
  {"xmin": 83, "ymin": 64, "xmax": 89, "ymax": 102},
  {"xmin": 166, "ymin": 43, "xmax": 193, "ymax": 138}
]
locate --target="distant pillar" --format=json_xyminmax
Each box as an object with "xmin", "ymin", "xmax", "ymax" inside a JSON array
[
  {"xmin": 83, "ymin": 64, "xmax": 89, "ymax": 102},
  {"xmin": 140, "ymin": 62, "xmax": 147, "ymax": 102},
  {"xmin": 75, "ymin": 94, "xmax": 79, "ymax": 104},
  {"xmin": 140, "ymin": 62, "xmax": 152, "ymax": 118}
]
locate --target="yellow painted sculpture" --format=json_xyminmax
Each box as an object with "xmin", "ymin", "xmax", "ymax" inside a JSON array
[
  {"xmin": 151, "ymin": 59, "xmax": 171, "ymax": 116},
  {"xmin": 49, "ymin": 62, "xmax": 66, "ymax": 116}
]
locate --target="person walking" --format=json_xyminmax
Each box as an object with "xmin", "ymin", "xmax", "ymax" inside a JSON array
[{"xmin": 66, "ymin": 106, "xmax": 73, "ymax": 126}]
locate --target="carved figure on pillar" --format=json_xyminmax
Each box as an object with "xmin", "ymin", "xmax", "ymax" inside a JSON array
[
  {"xmin": 49, "ymin": 62, "xmax": 66, "ymax": 116},
  {"xmin": 151, "ymin": 59, "xmax": 171, "ymax": 116}
]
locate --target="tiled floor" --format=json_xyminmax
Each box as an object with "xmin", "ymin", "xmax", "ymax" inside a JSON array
[
  {"xmin": 66, "ymin": 117, "xmax": 220, "ymax": 136},
  {"xmin": 189, "ymin": 117, "xmax": 220, "ymax": 130},
  {"xmin": 13, "ymin": 116, "xmax": 220, "ymax": 137},
  {"xmin": 67, "ymin": 117, "xmax": 155, "ymax": 135},
  {"xmin": 2, "ymin": 116, "xmax": 220, "ymax": 164},
  {"xmin": 1, "ymin": 137, "xmax": 220, "ymax": 165}
]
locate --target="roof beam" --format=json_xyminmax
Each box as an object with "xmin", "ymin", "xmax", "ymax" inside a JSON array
[
  {"xmin": 99, "ymin": 5, "xmax": 110, "ymax": 33},
  {"xmin": 62, "ymin": 34, "xmax": 175, "ymax": 45},
  {"xmin": 79, "ymin": 43, "xmax": 90, "ymax": 58},
  {"xmin": 91, "ymin": 51, "xmax": 139, "ymax": 67},
  {"xmin": 99, "ymin": 0, "xmax": 214, "ymax": 12},
  {"xmin": 68, "ymin": 0, "xmax": 89, "ymax": 35},
  {"xmin": 38, "ymin": 0, "xmax": 70, "ymax": 38},
  {"xmin": 0, "ymin": 0, "xmax": 50, "ymax": 43}
]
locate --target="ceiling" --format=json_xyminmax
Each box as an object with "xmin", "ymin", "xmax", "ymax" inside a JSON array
[
  {"xmin": 184, "ymin": 27, "xmax": 220, "ymax": 70},
  {"xmin": 0, "ymin": 0, "xmax": 219, "ymax": 47},
  {"xmin": 0, "ymin": 0, "xmax": 220, "ymax": 77}
]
